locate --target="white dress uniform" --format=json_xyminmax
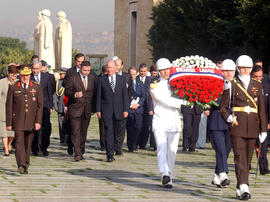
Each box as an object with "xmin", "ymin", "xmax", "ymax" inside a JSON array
[{"xmin": 150, "ymin": 77, "xmax": 185, "ymax": 183}]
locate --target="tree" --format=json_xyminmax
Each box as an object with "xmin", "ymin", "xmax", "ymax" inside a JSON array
[
  {"xmin": 148, "ymin": 0, "xmax": 247, "ymax": 62},
  {"xmin": 0, "ymin": 37, "xmax": 34, "ymax": 75},
  {"xmin": 238, "ymin": 0, "xmax": 270, "ymax": 67}
]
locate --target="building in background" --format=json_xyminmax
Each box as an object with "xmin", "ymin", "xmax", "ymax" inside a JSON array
[{"xmin": 114, "ymin": 0, "xmax": 163, "ymax": 70}]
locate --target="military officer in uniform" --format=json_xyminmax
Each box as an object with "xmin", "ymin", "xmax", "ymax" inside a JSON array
[
  {"xmin": 6, "ymin": 65, "xmax": 43, "ymax": 174},
  {"xmin": 209, "ymin": 59, "xmax": 235, "ymax": 188},
  {"xmin": 220, "ymin": 55, "xmax": 267, "ymax": 200},
  {"xmin": 150, "ymin": 58, "xmax": 186, "ymax": 188}
]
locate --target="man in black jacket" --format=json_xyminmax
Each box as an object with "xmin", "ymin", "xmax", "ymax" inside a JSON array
[
  {"xmin": 31, "ymin": 60, "xmax": 53, "ymax": 156},
  {"xmin": 96, "ymin": 60, "xmax": 128, "ymax": 162}
]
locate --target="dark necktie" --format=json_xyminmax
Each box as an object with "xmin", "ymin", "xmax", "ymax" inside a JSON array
[
  {"xmin": 110, "ymin": 76, "xmax": 115, "ymax": 92},
  {"xmin": 23, "ymin": 83, "xmax": 27, "ymax": 89}
]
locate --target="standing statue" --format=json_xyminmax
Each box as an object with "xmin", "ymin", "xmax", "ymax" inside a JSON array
[
  {"xmin": 55, "ymin": 11, "xmax": 72, "ymax": 69},
  {"xmin": 37, "ymin": 9, "xmax": 55, "ymax": 69},
  {"xmin": 33, "ymin": 11, "xmax": 42, "ymax": 55}
]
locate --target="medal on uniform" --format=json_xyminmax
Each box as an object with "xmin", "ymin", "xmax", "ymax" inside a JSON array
[
  {"xmin": 254, "ymin": 97, "xmax": 258, "ymax": 102},
  {"xmin": 32, "ymin": 97, "xmax": 36, "ymax": 102}
]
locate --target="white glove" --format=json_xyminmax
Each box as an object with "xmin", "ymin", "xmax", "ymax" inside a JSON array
[
  {"xmin": 259, "ymin": 132, "xmax": 267, "ymax": 143},
  {"xmin": 226, "ymin": 115, "xmax": 237, "ymax": 123}
]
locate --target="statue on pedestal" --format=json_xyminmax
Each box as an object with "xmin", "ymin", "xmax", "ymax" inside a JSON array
[
  {"xmin": 33, "ymin": 11, "xmax": 42, "ymax": 55},
  {"xmin": 34, "ymin": 9, "xmax": 55, "ymax": 69},
  {"xmin": 55, "ymin": 11, "xmax": 72, "ymax": 69}
]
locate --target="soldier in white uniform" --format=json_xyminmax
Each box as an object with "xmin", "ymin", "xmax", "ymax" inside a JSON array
[{"xmin": 150, "ymin": 58, "xmax": 186, "ymax": 188}]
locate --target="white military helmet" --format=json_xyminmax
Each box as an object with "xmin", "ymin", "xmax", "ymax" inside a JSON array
[
  {"xmin": 156, "ymin": 58, "xmax": 172, "ymax": 71},
  {"xmin": 57, "ymin": 11, "xmax": 66, "ymax": 18},
  {"xmin": 236, "ymin": 55, "xmax": 253, "ymax": 67},
  {"xmin": 221, "ymin": 59, "xmax": 236, "ymax": 71},
  {"xmin": 41, "ymin": 9, "xmax": 51, "ymax": 17},
  {"xmin": 235, "ymin": 55, "xmax": 253, "ymax": 74}
]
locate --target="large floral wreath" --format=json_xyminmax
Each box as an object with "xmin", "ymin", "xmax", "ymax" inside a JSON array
[{"xmin": 169, "ymin": 55, "xmax": 224, "ymax": 109}]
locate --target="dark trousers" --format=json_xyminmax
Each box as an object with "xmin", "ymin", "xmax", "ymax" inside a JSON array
[
  {"xmin": 182, "ymin": 113, "xmax": 201, "ymax": 150},
  {"xmin": 99, "ymin": 118, "xmax": 105, "ymax": 149},
  {"xmin": 41, "ymin": 107, "xmax": 51, "ymax": 151},
  {"xmin": 231, "ymin": 136, "xmax": 256, "ymax": 188},
  {"xmin": 58, "ymin": 112, "xmax": 67, "ymax": 143},
  {"xmin": 256, "ymin": 131, "xmax": 269, "ymax": 173},
  {"xmin": 127, "ymin": 112, "xmax": 143, "ymax": 151},
  {"xmin": 211, "ymin": 130, "xmax": 231, "ymax": 174},
  {"xmin": 115, "ymin": 118, "xmax": 126, "ymax": 153},
  {"xmin": 65, "ymin": 117, "xmax": 73, "ymax": 151},
  {"xmin": 70, "ymin": 114, "xmax": 90, "ymax": 157},
  {"xmin": 137, "ymin": 113, "xmax": 150, "ymax": 148},
  {"xmin": 103, "ymin": 116, "xmax": 122, "ymax": 157},
  {"xmin": 15, "ymin": 130, "xmax": 34, "ymax": 169},
  {"xmin": 149, "ymin": 115, "xmax": 156, "ymax": 148}
]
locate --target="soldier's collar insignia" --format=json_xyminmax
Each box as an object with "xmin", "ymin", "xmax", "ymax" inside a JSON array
[
  {"xmin": 17, "ymin": 82, "xmax": 21, "ymax": 87},
  {"xmin": 29, "ymin": 82, "xmax": 33, "ymax": 87}
]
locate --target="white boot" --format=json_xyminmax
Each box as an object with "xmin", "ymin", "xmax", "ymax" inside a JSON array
[
  {"xmin": 211, "ymin": 173, "xmax": 221, "ymax": 187},
  {"xmin": 239, "ymin": 184, "xmax": 251, "ymax": 200},
  {"xmin": 219, "ymin": 172, "xmax": 230, "ymax": 187}
]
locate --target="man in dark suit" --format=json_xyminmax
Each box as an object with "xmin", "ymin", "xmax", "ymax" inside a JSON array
[
  {"xmin": 252, "ymin": 65, "xmax": 270, "ymax": 175},
  {"xmin": 63, "ymin": 53, "xmax": 96, "ymax": 87},
  {"xmin": 114, "ymin": 58, "xmax": 129, "ymax": 155},
  {"xmin": 40, "ymin": 60, "xmax": 56, "ymax": 95},
  {"xmin": 181, "ymin": 105, "xmax": 202, "ymax": 152},
  {"xmin": 6, "ymin": 65, "xmax": 43, "ymax": 174},
  {"xmin": 137, "ymin": 63, "xmax": 152, "ymax": 149},
  {"xmin": 31, "ymin": 60, "xmax": 53, "ymax": 156},
  {"xmin": 96, "ymin": 60, "xmax": 129, "ymax": 162},
  {"xmin": 97, "ymin": 65, "xmax": 108, "ymax": 151},
  {"xmin": 64, "ymin": 61, "xmax": 96, "ymax": 161}
]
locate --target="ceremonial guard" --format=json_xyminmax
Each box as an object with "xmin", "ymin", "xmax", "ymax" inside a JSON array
[
  {"xmin": 6, "ymin": 65, "xmax": 43, "ymax": 174},
  {"xmin": 209, "ymin": 59, "xmax": 235, "ymax": 187},
  {"xmin": 220, "ymin": 55, "xmax": 267, "ymax": 200},
  {"xmin": 150, "ymin": 58, "xmax": 186, "ymax": 188}
]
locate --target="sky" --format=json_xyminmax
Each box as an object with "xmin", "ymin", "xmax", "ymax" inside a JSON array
[
  {"xmin": 0, "ymin": 0, "xmax": 115, "ymax": 56},
  {"xmin": 0, "ymin": 0, "xmax": 114, "ymax": 32}
]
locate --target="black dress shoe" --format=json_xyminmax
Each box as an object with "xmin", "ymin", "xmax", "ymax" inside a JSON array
[
  {"xmin": 42, "ymin": 150, "xmax": 49, "ymax": 156},
  {"xmin": 4, "ymin": 153, "xmax": 10, "ymax": 157},
  {"xmin": 115, "ymin": 151, "xmax": 123, "ymax": 156},
  {"xmin": 67, "ymin": 148, "xmax": 73, "ymax": 155},
  {"xmin": 81, "ymin": 156, "xmax": 85, "ymax": 160},
  {"xmin": 260, "ymin": 170, "xmax": 270, "ymax": 175},
  {"xmin": 140, "ymin": 146, "xmax": 146, "ymax": 150},
  {"xmin": 162, "ymin": 175, "xmax": 170, "ymax": 185},
  {"xmin": 18, "ymin": 166, "xmax": 25, "ymax": 174},
  {"xmin": 128, "ymin": 149, "xmax": 134, "ymax": 152},
  {"xmin": 74, "ymin": 156, "xmax": 81, "ymax": 162},
  {"xmin": 24, "ymin": 168, "xmax": 28, "ymax": 174},
  {"xmin": 241, "ymin": 192, "xmax": 251, "ymax": 200},
  {"xmin": 100, "ymin": 147, "xmax": 105, "ymax": 151},
  {"xmin": 107, "ymin": 156, "xmax": 115, "ymax": 162},
  {"xmin": 182, "ymin": 148, "xmax": 188, "ymax": 152},
  {"xmin": 220, "ymin": 179, "xmax": 230, "ymax": 186}
]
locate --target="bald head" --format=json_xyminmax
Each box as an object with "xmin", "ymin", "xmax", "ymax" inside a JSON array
[
  {"xmin": 107, "ymin": 60, "xmax": 117, "ymax": 76},
  {"xmin": 115, "ymin": 59, "xmax": 123, "ymax": 73}
]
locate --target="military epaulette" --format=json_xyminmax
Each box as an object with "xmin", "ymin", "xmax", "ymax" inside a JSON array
[{"xmin": 252, "ymin": 78, "xmax": 261, "ymax": 83}]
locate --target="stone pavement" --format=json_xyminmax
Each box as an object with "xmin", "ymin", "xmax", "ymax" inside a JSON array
[{"xmin": 0, "ymin": 114, "xmax": 270, "ymax": 202}]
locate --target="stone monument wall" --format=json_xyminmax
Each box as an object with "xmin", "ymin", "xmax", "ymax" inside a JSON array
[{"xmin": 114, "ymin": 0, "xmax": 163, "ymax": 71}]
